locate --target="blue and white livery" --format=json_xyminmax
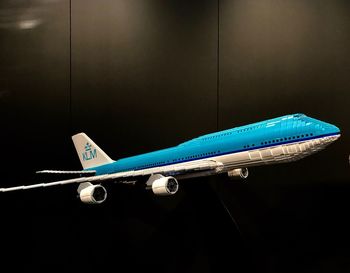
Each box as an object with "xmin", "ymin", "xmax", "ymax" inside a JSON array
[{"xmin": 0, "ymin": 113, "xmax": 340, "ymax": 204}]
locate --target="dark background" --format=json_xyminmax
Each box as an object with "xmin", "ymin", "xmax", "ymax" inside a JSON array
[{"xmin": 0, "ymin": 0, "xmax": 349, "ymax": 272}]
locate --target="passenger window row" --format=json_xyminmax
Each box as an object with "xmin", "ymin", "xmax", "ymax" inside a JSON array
[
  {"xmin": 172, "ymin": 150, "xmax": 221, "ymax": 162},
  {"xmin": 237, "ymin": 125, "xmax": 263, "ymax": 133},
  {"xmin": 201, "ymin": 132, "xmax": 232, "ymax": 141},
  {"xmin": 243, "ymin": 133, "xmax": 314, "ymax": 149}
]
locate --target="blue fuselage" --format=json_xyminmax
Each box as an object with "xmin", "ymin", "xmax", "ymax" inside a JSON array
[{"xmin": 90, "ymin": 114, "xmax": 340, "ymax": 175}]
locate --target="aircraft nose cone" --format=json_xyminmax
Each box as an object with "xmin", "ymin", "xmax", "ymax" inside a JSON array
[
  {"xmin": 330, "ymin": 124, "xmax": 340, "ymax": 134},
  {"xmin": 320, "ymin": 121, "xmax": 340, "ymax": 135},
  {"xmin": 326, "ymin": 123, "xmax": 340, "ymax": 134}
]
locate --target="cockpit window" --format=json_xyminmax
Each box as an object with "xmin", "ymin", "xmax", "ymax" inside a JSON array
[{"xmin": 293, "ymin": 113, "xmax": 305, "ymax": 118}]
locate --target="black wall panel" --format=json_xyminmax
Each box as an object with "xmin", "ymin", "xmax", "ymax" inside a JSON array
[
  {"xmin": 0, "ymin": 0, "xmax": 71, "ymax": 272},
  {"xmin": 219, "ymin": 1, "xmax": 350, "ymax": 272},
  {"xmin": 219, "ymin": 0, "xmax": 349, "ymax": 182},
  {"xmin": 0, "ymin": 0, "xmax": 71, "ymax": 181},
  {"xmin": 71, "ymin": 0, "xmax": 218, "ymax": 157}
]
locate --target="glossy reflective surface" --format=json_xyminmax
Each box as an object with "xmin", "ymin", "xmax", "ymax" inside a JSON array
[{"xmin": 0, "ymin": 0, "xmax": 71, "ymax": 181}]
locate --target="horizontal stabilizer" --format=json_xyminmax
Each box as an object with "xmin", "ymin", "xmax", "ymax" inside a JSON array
[
  {"xmin": 36, "ymin": 170, "xmax": 96, "ymax": 175},
  {"xmin": 36, "ymin": 170, "xmax": 96, "ymax": 178}
]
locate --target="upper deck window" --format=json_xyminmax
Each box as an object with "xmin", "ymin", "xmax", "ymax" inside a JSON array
[{"xmin": 293, "ymin": 113, "xmax": 305, "ymax": 118}]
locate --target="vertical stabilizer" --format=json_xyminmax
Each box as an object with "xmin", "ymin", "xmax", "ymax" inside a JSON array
[{"xmin": 72, "ymin": 133, "xmax": 114, "ymax": 169}]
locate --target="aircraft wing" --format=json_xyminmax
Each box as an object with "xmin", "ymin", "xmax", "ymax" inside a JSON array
[{"xmin": 0, "ymin": 160, "xmax": 224, "ymax": 192}]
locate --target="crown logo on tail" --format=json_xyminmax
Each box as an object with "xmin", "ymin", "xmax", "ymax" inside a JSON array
[{"xmin": 82, "ymin": 142, "xmax": 97, "ymax": 161}]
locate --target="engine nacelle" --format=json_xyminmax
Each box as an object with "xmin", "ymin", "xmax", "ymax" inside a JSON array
[
  {"xmin": 79, "ymin": 184, "xmax": 107, "ymax": 204},
  {"xmin": 227, "ymin": 168, "xmax": 249, "ymax": 179},
  {"xmin": 151, "ymin": 176, "xmax": 179, "ymax": 196}
]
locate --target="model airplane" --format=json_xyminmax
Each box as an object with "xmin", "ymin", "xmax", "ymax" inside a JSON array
[{"xmin": 0, "ymin": 113, "xmax": 340, "ymax": 204}]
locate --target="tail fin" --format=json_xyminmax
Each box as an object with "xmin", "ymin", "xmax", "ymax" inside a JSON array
[{"xmin": 72, "ymin": 133, "xmax": 114, "ymax": 169}]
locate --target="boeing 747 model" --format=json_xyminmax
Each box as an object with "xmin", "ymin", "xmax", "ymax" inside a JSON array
[{"xmin": 0, "ymin": 113, "xmax": 340, "ymax": 204}]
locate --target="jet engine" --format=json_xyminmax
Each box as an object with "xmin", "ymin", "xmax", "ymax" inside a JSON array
[
  {"xmin": 79, "ymin": 184, "xmax": 107, "ymax": 204},
  {"xmin": 227, "ymin": 168, "xmax": 249, "ymax": 179},
  {"xmin": 151, "ymin": 176, "xmax": 179, "ymax": 196}
]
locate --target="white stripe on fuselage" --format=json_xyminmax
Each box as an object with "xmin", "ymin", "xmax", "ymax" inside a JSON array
[
  {"xmin": 176, "ymin": 134, "xmax": 339, "ymax": 179},
  {"xmin": 212, "ymin": 134, "xmax": 340, "ymax": 173},
  {"xmin": 120, "ymin": 134, "xmax": 339, "ymax": 180}
]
